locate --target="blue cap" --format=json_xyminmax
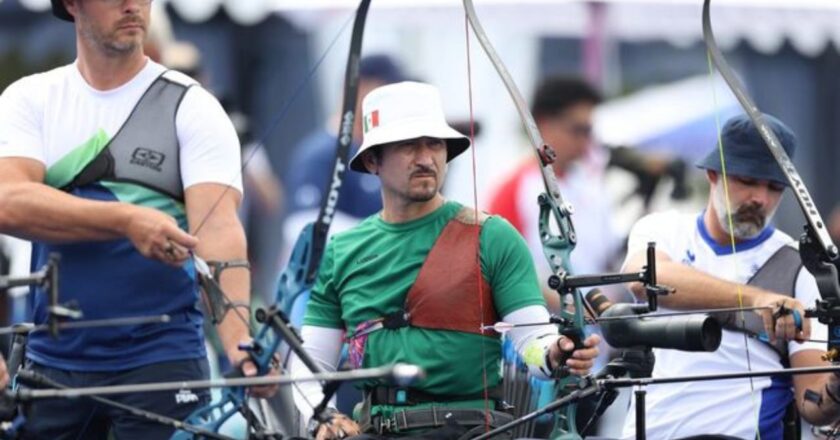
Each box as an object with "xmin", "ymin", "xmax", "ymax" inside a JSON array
[
  {"xmin": 696, "ymin": 113, "xmax": 797, "ymax": 186},
  {"xmin": 359, "ymin": 55, "xmax": 406, "ymax": 84}
]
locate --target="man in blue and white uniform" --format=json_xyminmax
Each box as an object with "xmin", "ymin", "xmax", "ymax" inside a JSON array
[{"xmin": 621, "ymin": 114, "xmax": 840, "ymax": 439}]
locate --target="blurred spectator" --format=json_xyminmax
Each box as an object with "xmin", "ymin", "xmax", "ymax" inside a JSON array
[
  {"xmin": 607, "ymin": 145, "xmax": 690, "ymax": 213},
  {"xmin": 143, "ymin": 2, "xmax": 174, "ymax": 64},
  {"xmin": 283, "ymin": 55, "xmax": 407, "ymax": 244},
  {"xmin": 488, "ymin": 75, "xmax": 622, "ymax": 311}
]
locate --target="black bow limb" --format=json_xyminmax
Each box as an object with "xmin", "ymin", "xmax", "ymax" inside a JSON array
[{"xmin": 703, "ymin": 0, "xmax": 840, "ymax": 358}]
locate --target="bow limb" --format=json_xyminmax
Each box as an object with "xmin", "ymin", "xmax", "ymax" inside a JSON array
[
  {"xmin": 462, "ymin": 1, "xmax": 586, "ymax": 438},
  {"xmin": 703, "ymin": 1, "xmax": 840, "ymax": 437},
  {"xmin": 702, "ymin": 1, "xmax": 840, "ymax": 336},
  {"xmin": 703, "ymin": 0, "xmax": 840, "ymax": 351},
  {"xmin": 461, "ymin": 0, "xmax": 582, "ymax": 342},
  {"xmin": 188, "ymin": 9, "xmax": 358, "ymax": 238},
  {"xmin": 304, "ymin": 0, "xmax": 372, "ymax": 284},
  {"xmin": 271, "ymin": 0, "xmax": 370, "ymax": 365},
  {"xmin": 307, "ymin": 0, "xmax": 372, "ymax": 421},
  {"xmin": 702, "ymin": 1, "xmax": 837, "ymax": 263},
  {"xmin": 268, "ymin": 0, "xmax": 372, "ymax": 427},
  {"xmin": 701, "ymin": 0, "xmax": 786, "ymax": 432}
]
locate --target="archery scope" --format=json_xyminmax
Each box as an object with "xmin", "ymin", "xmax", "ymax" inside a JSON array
[{"xmin": 592, "ymin": 296, "xmax": 722, "ymax": 352}]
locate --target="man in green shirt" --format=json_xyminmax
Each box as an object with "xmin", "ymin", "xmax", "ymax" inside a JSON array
[{"xmin": 291, "ymin": 81, "xmax": 600, "ymax": 440}]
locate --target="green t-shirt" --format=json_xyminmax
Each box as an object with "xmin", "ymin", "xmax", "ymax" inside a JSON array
[{"xmin": 305, "ymin": 200, "xmax": 545, "ymax": 398}]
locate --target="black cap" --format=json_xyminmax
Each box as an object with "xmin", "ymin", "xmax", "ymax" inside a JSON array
[
  {"xmin": 696, "ymin": 113, "xmax": 797, "ymax": 186},
  {"xmin": 51, "ymin": 0, "xmax": 74, "ymax": 22}
]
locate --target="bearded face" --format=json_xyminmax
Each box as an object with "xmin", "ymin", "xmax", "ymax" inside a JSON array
[
  {"xmin": 74, "ymin": 0, "xmax": 149, "ymax": 57},
  {"xmin": 711, "ymin": 177, "xmax": 780, "ymax": 240}
]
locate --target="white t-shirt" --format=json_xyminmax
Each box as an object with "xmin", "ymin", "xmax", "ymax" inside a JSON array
[
  {"xmin": 621, "ymin": 210, "xmax": 827, "ymax": 440},
  {"xmin": 0, "ymin": 59, "xmax": 243, "ymax": 370},
  {"xmin": 0, "ymin": 58, "xmax": 242, "ymax": 193}
]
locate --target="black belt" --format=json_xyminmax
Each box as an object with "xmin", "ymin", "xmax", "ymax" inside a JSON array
[
  {"xmin": 372, "ymin": 407, "xmax": 513, "ymax": 434},
  {"xmin": 368, "ymin": 386, "xmax": 503, "ymax": 406}
]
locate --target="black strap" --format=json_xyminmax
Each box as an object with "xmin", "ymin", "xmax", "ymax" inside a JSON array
[
  {"xmin": 781, "ymin": 397, "xmax": 800, "ymax": 440},
  {"xmin": 381, "ymin": 311, "xmax": 410, "ymax": 330},
  {"xmin": 373, "ymin": 408, "xmax": 513, "ymax": 434}
]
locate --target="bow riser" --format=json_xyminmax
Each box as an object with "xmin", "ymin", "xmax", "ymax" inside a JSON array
[
  {"xmin": 462, "ymin": 1, "xmax": 586, "ymax": 438},
  {"xmin": 172, "ymin": 388, "xmax": 246, "ymax": 440},
  {"xmin": 278, "ymin": 223, "xmax": 317, "ymax": 320}
]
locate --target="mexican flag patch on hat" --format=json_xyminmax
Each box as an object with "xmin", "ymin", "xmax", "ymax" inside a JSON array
[{"xmin": 363, "ymin": 110, "xmax": 380, "ymax": 134}]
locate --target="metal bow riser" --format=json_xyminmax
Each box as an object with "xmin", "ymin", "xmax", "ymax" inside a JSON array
[
  {"xmin": 170, "ymin": 387, "xmax": 249, "ymax": 439},
  {"xmin": 461, "ymin": 1, "xmax": 587, "ymax": 438},
  {"xmin": 276, "ymin": 223, "xmax": 316, "ymax": 326}
]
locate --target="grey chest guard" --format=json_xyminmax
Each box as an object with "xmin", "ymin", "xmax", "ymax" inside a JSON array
[
  {"xmin": 62, "ymin": 72, "xmax": 193, "ymax": 202},
  {"xmin": 712, "ymin": 245, "xmax": 802, "ymax": 361}
]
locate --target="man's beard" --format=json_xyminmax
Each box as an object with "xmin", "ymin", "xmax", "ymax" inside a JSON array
[
  {"xmin": 79, "ymin": 15, "xmax": 143, "ymax": 56},
  {"xmin": 405, "ymin": 166, "xmax": 441, "ymax": 202},
  {"xmin": 406, "ymin": 187, "xmax": 437, "ymax": 202},
  {"xmin": 712, "ymin": 182, "xmax": 777, "ymax": 240}
]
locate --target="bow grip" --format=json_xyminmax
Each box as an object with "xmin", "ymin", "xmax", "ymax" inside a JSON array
[
  {"xmin": 551, "ymin": 327, "xmax": 584, "ymax": 379},
  {"xmin": 772, "ymin": 306, "xmax": 803, "ymax": 331},
  {"xmin": 757, "ymin": 309, "xmax": 804, "ymax": 343},
  {"xmin": 792, "ymin": 309, "xmax": 802, "ymax": 330},
  {"xmin": 237, "ymin": 337, "xmax": 275, "ymax": 377}
]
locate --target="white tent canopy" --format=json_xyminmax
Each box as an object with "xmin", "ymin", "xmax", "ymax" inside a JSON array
[{"xmin": 14, "ymin": 0, "xmax": 840, "ymax": 56}]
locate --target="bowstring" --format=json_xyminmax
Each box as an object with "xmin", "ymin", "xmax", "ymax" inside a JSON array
[
  {"xmin": 187, "ymin": 8, "xmax": 360, "ymax": 426},
  {"xmin": 190, "ymin": 11, "xmax": 356, "ymax": 237},
  {"xmin": 463, "ymin": 12, "xmax": 492, "ymax": 432},
  {"xmin": 706, "ymin": 49, "xmax": 762, "ymax": 439}
]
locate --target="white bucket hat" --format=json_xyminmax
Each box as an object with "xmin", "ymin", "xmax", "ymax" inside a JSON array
[{"xmin": 349, "ymin": 81, "xmax": 471, "ymax": 173}]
